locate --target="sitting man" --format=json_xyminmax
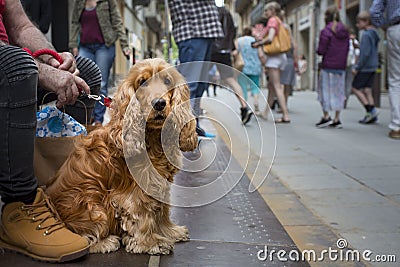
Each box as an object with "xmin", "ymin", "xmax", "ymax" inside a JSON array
[{"xmin": 0, "ymin": 0, "xmax": 101, "ymax": 262}]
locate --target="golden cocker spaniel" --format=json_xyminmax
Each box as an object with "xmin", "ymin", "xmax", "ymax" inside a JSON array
[{"xmin": 45, "ymin": 58, "xmax": 198, "ymax": 254}]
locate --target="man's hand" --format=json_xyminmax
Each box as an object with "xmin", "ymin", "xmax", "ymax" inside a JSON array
[
  {"xmin": 123, "ymin": 47, "xmax": 131, "ymax": 57},
  {"xmin": 38, "ymin": 63, "xmax": 90, "ymax": 108},
  {"xmin": 72, "ymin": 47, "xmax": 79, "ymax": 57},
  {"xmin": 46, "ymin": 52, "xmax": 79, "ymax": 76},
  {"xmin": 251, "ymin": 39, "xmax": 271, "ymax": 48},
  {"xmin": 251, "ymin": 41, "xmax": 261, "ymax": 48}
]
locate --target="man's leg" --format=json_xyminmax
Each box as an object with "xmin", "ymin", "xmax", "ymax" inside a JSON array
[
  {"xmin": 352, "ymin": 87, "xmax": 369, "ymax": 106},
  {"xmin": 0, "ymin": 45, "xmax": 89, "ymax": 262},
  {"xmin": 177, "ymin": 38, "xmax": 214, "ymax": 136},
  {"xmin": 387, "ymin": 25, "xmax": 400, "ymax": 137},
  {"xmin": 351, "ymin": 71, "xmax": 378, "ymax": 124},
  {"xmin": 0, "ymin": 46, "xmax": 38, "ymax": 204}
]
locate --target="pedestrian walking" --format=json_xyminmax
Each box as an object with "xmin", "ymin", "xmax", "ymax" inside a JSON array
[
  {"xmin": 351, "ymin": 11, "xmax": 380, "ymax": 124},
  {"xmin": 370, "ymin": 0, "xmax": 400, "ymax": 139},
  {"xmin": 315, "ymin": 6, "xmax": 349, "ymax": 129},
  {"xmin": 345, "ymin": 28, "xmax": 360, "ymax": 108},
  {"xmin": 206, "ymin": 64, "xmax": 219, "ymax": 97},
  {"xmin": 252, "ymin": 1, "xmax": 291, "ymax": 123},
  {"xmin": 235, "ymin": 27, "xmax": 265, "ymax": 116},
  {"xmin": 211, "ymin": 6, "xmax": 253, "ymax": 125},
  {"xmin": 69, "ymin": 0, "xmax": 131, "ymax": 127},
  {"xmin": 168, "ymin": 0, "xmax": 223, "ymax": 138},
  {"xmin": 0, "ymin": 0, "xmax": 95, "ymax": 262},
  {"xmin": 279, "ymin": 12, "xmax": 298, "ymax": 113},
  {"xmin": 296, "ymin": 54, "xmax": 307, "ymax": 90}
]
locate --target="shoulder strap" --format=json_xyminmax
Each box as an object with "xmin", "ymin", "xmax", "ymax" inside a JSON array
[{"xmin": 237, "ymin": 38, "xmax": 242, "ymax": 51}]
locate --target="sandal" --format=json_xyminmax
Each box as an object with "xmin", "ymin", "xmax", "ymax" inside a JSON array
[{"xmin": 275, "ymin": 117, "xmax": 291, "ymax": 123}]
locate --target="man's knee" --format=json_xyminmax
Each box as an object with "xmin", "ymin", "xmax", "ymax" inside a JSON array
[
  {"xmin": 0, "ymin": 45, "xmax": 38, "ymax": 83},
  {"xmin": 0, "ymin": 45, "xmax": 38, "ymax": 107},
  {"xmin": 75, "ymin": 55, "xmax": 101, "ymax": 95}
]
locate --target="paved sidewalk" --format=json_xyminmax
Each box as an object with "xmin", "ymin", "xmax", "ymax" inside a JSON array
[
  {"xmin": 202, "ymin": 89, "xmax": 399, "ymax": 267},
  {"xmin": 0, "ymin": 89, "xmax": 307, "ymax": 266}
]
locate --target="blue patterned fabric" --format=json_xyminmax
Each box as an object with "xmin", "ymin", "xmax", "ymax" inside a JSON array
[
  {"xmin": 317, "ymin": 69, "xmax": 346, "ymax": 112},
  {"xmin": 36, "ymin": 106, "xmax": 87, "ymax": 137}
]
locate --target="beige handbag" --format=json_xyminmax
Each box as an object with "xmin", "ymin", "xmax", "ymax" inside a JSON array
[
  {"xmin": 233, "ymin": 52, "xmax": 245, "ymax": 71},
  {"xmin": 263, "ymin": 16, "xmax": 291, "ymax": 55}
]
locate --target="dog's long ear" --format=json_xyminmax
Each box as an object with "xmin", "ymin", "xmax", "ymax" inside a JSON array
[
  {"xmin": 111, "ymin": 80, "xmax": 146, "ymax": 158},
  {"xmin": 171, "ymin": 81, "xmax": 198, "ymax": 152}
]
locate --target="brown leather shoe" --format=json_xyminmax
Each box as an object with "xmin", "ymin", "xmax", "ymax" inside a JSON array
[
  {"xmin": 0, "ymin": 188, "xmax": 89, "ymax": 262},
  {"xmin": 389, "ymin": 130, "xmax": 400, "ymax": 139}
]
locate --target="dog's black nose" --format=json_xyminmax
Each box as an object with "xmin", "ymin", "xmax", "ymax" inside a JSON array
[{"xmin": 151, "ymin": 98, "xmax": 166, "ymax": 111}]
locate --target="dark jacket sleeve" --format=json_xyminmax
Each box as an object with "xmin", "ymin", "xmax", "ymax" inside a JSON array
[
  {"xmin": 39, "ymin": 0, "xmax": 52, "ymax": 34},
  {"xmin": 213, "ymin": 7, "xmax": 236, "ymax": 52}
]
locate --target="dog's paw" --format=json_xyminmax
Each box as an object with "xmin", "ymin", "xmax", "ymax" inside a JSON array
[
  {"xmin": 89, "ymin": 235, "xmax": 121, "ymax": 253},
  {"xmin": 146, "ymin": 241, "xmax": 174, "ymax": 255},
  {"xmin": 171, "ymin": 225, "xmax": 189, "ymax": 242},
  {"xmin": 122, "ymin": 235, "xmax": 174, "ymax": 255},
  {"xmin": 122, "ymin": 235, "xmax": 137, "ymax": 251}
]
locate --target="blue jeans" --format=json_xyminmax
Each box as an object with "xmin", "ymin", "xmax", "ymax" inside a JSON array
[
  {"xmin": 79, "ymin": 43, "xmax": 115, "ymax": 123},
  {"xmin": 177, "ymin": 38, "xmax": 213, "ymax": 118}
]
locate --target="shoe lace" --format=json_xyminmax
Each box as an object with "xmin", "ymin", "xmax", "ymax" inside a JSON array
[{"xmin": 19, "ymin": 195, "xmax": 66, "ymax": 236}]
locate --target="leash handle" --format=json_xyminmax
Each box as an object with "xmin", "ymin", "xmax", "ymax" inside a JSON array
[
  {"xmin": 33, "ymin": 49, "xmax": 63, "ymax": 64},
  {"xmin": 23, "ymin": 48, "xmax": 63, "ymax": 64}
]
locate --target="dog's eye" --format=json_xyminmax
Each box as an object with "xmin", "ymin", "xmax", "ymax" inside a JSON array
[
  {"xmin": 164, "ymin": 77, "xmax": 172, "ymax": 86},
  {"xmin": 138, "ymin": 78, "xmax": 148, "ymax": 87}
]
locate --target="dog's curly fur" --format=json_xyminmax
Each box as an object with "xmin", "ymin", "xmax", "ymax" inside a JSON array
[{"xmin": 45, "ymin": 58, "xmax": 198, "ymax": 255}]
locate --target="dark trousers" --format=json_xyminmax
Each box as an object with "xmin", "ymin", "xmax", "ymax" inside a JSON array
[{"xmin": 0, "ymin": 45, "xmax": 101, "ymax": 204}]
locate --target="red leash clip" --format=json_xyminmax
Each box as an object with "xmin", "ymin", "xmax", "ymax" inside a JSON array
[{"xmin": 85, "ymin": 93, "xmax": 112, "ymax": 108}]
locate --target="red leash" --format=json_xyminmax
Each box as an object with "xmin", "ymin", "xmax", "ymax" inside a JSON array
[
  {"xmin": 22, "ymin": 48, "xmax": 112, "ymax": 108},
  {"xmin": 23, "ymin": 48, "xmax": 63, "ymax": 64}
]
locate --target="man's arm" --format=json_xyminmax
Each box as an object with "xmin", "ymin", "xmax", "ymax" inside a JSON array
[
  {"xmin": 39, "ymin": 0, "xmax": 52, "ymax": 34},
  {"xmin": 3, "ymin": 0, "xmax": 53, "ymax": 55},
  {"xmin": 370, "ymin": 0, "xmax": 386, "ymax": 27},
  {"xmin": 2, "ymin": 0, "xmax": 89, "ymax": 106},
  {"xmin": 3, "ymin": 0, "xmax": 77, "ymax": 73}
]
